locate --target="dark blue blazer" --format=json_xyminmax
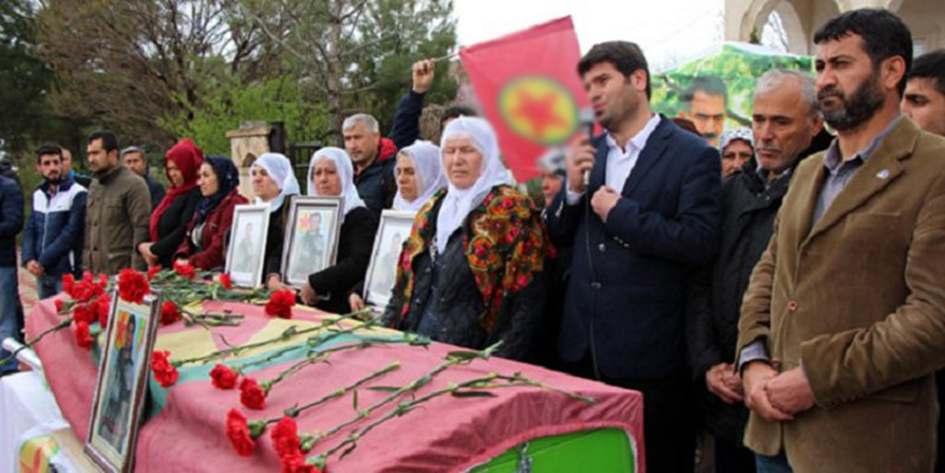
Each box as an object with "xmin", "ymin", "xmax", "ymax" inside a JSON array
[{"xmin": 545, "ymin": 116, "xmax": 721, "ymax": 380}]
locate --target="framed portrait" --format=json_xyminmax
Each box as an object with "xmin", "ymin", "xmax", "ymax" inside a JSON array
[
  {"xmin": 225, "ymin": 204, "xmax": 271, "ymax": 288},
  {"xmin": 281, "ymin": 196, "xmax": 344, "ymax": 288},
  {"xmin": 364, "ymin": 210, "xmax": 416, "ymax": 308},
  {"xmin": 86, "ymin": 289, "xmax": 162, "ymax": 473}
]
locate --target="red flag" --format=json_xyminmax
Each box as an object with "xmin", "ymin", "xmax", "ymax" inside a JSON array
[{"xmin": 460, "ymin": 16, "xmax": 589, "ymax": 182}]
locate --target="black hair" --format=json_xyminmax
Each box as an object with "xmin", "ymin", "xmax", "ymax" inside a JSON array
[
  {"xmin": 87, "ymin": 130, "xmax": 120, "ymax": 154},
  {"xmin": 440, "ymin": 105, "xmax": 477, "ymax": 125},
  {"xmin": 577, "ymin": 41, "xmax": 651, "ymax": 99},
  {"xmin": 682, "ymin": 75, "xmax": 728, "ymax": 106},
  {"xmin": 908, "ymin": 49, "xmax": 945, "ymax": 96},
  {"xmin": 813, "ymin": 8, "xmax": 913, "ymax": 96},
  {"xmin": 36, "ymin": 143, "xmax": 63, "ymax": 163}
]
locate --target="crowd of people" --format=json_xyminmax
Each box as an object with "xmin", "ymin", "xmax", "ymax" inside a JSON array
[{"xmin": 1, "ymin": 6, "xmax": 945, "ymax": 472}]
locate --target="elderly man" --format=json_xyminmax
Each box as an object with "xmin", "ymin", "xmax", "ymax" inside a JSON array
[
  {"xmin": 121, "ymin": 146, "xmax": 165, "ymax": 210},
  {"xmin": 84, "ymin": 131, "xmax": 152, "ymax": 274},
  {"xmin": 736, "ymin": 9, "xmax": 945, "ymax": 472},
  {"xmin": 688, "ymin": 68, "xmax": 824, "ymax": 472},
  {"xmin": 342, "ymin": 113, "xmax": 398, "ymax": 212}
]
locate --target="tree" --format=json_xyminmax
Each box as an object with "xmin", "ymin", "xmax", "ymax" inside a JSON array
[
  {"xmin": 240, "ymin": 0, "xmax": 457, "ymax": 144},
  {"xmin": 36, "ymin": 0, "xmax": 281, "ymax": 148}
]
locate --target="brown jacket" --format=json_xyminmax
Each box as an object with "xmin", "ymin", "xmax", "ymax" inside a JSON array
[
  {"xmin": 83, "ymin": 165, "xmax": 151, "ymax": 275},
  {"xmin": 737, "ymin": 118, "xmax": 945, "ymax": 472}
]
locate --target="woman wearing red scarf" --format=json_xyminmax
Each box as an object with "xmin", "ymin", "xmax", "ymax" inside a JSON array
[{"xmin": 138, "ymin": 139, "xmax": 203, "ymax": 268}]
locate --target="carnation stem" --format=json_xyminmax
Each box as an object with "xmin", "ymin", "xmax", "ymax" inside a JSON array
[{"xmin": 0, "ymin": 317, "xmax": 72, "ymax": 366}]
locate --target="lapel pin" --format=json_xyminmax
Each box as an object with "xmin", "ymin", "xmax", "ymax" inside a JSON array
[{"xmin": 876, "ymin": 169, "xmax": 890, "ymax": 179}]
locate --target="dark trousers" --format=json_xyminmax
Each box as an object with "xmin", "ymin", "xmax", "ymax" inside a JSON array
[
  {"xmin": 562, "ymin": 353, "xmax": 696, "ymax": 473},
  {"xmin": 716, "ymin": 434, "xmax": 756, "ymax": 473},
  {"xmin": 936, "ymin": 371, "xmax": 945, "ymax": 473}
]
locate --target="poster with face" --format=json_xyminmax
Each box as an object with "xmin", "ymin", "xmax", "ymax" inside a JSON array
[
  {"xmin": 226, "ymin": 204, "xmax": 271, "ymax": 288},
  {"xmin": 282, "ymin": 197, "xmax": 343, "ymax": 289},
  {"xmin": 86, "ymin": 291, "xmax": 161, "ymax": 473},
  {"xmin": 364, "ymin": 210, "xmax": 417, "ymax": 308}
]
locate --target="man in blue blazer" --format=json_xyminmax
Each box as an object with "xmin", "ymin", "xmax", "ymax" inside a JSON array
[{"xmin": 545, "ymin": 41, "xmax": 722, "ymax": 473}]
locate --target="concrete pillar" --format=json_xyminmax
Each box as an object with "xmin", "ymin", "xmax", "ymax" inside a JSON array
[{"xmin": 225, "ymin": 121, "xmax": 271, "ymax": 201}]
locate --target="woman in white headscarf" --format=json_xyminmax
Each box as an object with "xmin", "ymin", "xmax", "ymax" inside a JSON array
[
  {"xmin": 392, "ymin": 141, "xmax": 448, "ymax": 212},
  {"xmin": 298, "ymin": 147, "xmax": 379, "ymax": 313},
  {"xmin": 381, "ymin": 117, "xmax": 547, "ymax": 360},
  {"xmin": 250, "ymin": 153, "xmax": 300, "ymax": 288}
]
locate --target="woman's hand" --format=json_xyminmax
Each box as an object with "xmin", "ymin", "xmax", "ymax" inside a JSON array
[
  {"xmin": 300, "ymin": 282, "xmax": 322, "ymax": 306},
  {"xmin": 138, "ymin": 242, "xmax": 158, "ymax": 266},
  {"xmin": 348, "ymin": 293, "xmax": 366, "ymax": 312},
  {"xmin": 266, "ymin": 274, "xmax": 287, "ymax": 291}
]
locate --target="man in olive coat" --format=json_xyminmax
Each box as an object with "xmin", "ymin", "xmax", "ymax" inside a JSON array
[{"xmin": 736, "ymin": 9, "xmax": 945, "ymax": 472}]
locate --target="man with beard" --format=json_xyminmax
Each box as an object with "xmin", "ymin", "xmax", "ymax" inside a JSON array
[
  {"xmin": 736, "ymin": 9, "xmax": 945, "ymax": 472},
  {"xmin": 546, "ymin": 41, "xmax": 720, "ymax": 472},
  {"xmin": 22, "ymin": 144, "xmax": 88, "ymax": 298},
  {"xmin": 902, "ymin": 50, "xmax": 945, "ymax": 137},
  {"xmin": 343, "ymin": 114, "xmax": 398, "ymax": 212},
  {"xmin": 122, "ymin": 146, "xmax": 166, "ymax": 210},
  {"xmin": 83, "ymin": 131, "xmax": 151, "ymax": 274}
]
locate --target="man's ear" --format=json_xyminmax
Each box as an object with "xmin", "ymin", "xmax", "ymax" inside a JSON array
[{"xmin": 631, "ymin": 69, "xmax": 648, "ymax": 94}]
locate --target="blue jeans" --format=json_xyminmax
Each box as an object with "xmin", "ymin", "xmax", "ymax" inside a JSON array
[
  {"xmin": 756, "ymin": 451, "xmax": 793, "ymax": 473},
  {"xmin": 0, "ymin": 266, "xmax": 23, "ymax": 373},
  {"xmin": 37, "ymin": 274, "xmax": 63, "ymax": 300}
]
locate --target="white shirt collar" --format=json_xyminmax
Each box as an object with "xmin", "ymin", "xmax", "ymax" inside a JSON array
[{"xmin": 605, "ymin": 114, "xmax": 662, "ymax": 155}]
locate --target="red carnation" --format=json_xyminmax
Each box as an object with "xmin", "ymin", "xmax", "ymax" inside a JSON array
[
  {"xmin": 225, "ymin": 408, "xmax": 257, "ymax": 457},
  {"xmin": 150, "ymin": 350, "xmax": 179, "ymax": 388},
  {"xmin": 160, "ymin": 301, "xmax": 182, "ymax": 325},
  {"xmin": 96, "ymin": 274, "xmax": 107, "ymax": 294},
  {"xmin": 281, "ymin": 451, "xmax": 320, "ymax": 473},
  {"xmin": 239, "ymin": 377, "xmax": 267, "ymax": 410},
  {"xmin": 72, "ymin": 303, "xmax": 95, "ymax": 324},
  {"xmin": 271, "ymin": 416, "xmax": 301, "ymax": 459},
  {"xmin": 173, "ymin": 261, "xmax": 196, "ymax": 280},
  {"xmin": 62, "ymin": 274, "xmax": 75, "ymax": 296},
  {"xmin": 118, "ymin": 269, "xmax": 150, "ymax": 304},
  {"xmin": 147, "ymin": 265, "xmax": 162, "ymax": 281},
  {"xmin": 54, "ymin": 299, "xmax": 64, "ymax": 313},
  {"xmin": 72, "ymin": 320, "xmax": 94, "ymax": 350},
  {"xmin": 71, "ymin": 279, "xmax": 97, "ymax": 303},
  {"xmin": 210, "ymin": 364, "xmax": 239, "ymax": 390},
  {"xmin": 93, "ymin": 294, "xmax": 112, "ymax": 326},
  {"xmin": 265, "ymin": 290, "xmax": 296, "ymax": 319},
  {"xmin": 220, "ymin": 273, "xmax": 232, "ymax": 290}
]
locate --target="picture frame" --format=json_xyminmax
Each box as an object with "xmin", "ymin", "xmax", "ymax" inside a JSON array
[
  {"xmin": 225, "ymin": 203, "xmax": 271, "ymax": 288},
  {"xmin": 363, "ymin": 210, "xmax": 416, "ymax": 308},
  {"xmin": 85, "ymin": 289, "xmax": 163, "ymax": 473},
  {"xmin": 281, "ymin": 196, "xmax": 345, "ymax": 289}
]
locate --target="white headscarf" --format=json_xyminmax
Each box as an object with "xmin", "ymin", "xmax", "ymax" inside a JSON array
[
  {"xmin": 307, "ymin": 147, "xmax": 366, "ymax": 218},
  {"xmin": 435, "ymin": 117, "xmax": 511, "ymax": 253},
  {"xmin": 392, "ymin": 140, "xmax": 448, "ymax": 212},
  {"xmin": 252, "ymin": 152, "xmax": 300, "ymax": 212}
]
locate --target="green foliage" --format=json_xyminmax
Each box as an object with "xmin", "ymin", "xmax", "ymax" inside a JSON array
[
  {"xmin": 158, "ymin": 77, "xmax": 331, "ymax": 156},
  {"xmin": 652, "ymin": 43, "xmax": 814, "ymax": 130}
]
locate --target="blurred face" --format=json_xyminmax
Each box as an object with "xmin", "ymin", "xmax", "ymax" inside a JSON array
[
  {"xmin": 815, "ymin": 34, "xmax": 885, "ymax": 132},
  {"xmin": 197, "ymin": 163, "xmax": 219, "ymax": 197},
  {"xmin": 902, "ymin": 78, "xmax": 945, "ymax": 136},
  {"xmin": 61, "ymin": 149, "xmax": 74, "ymax": 174},
  {"xmin": 720, "ymin": 140, "xmax": 753, "ymax": 177},
  {"xmin": 396, "ymin": 153, "xmax": 419, "ymax": 201},
  {"xmin": 310, "ymin": 213, "xmax": 322, "ymax": 233},
  {"xmin": 123, "ymin": 152, "xmax": 147, "ymax": 176},
  {"xmin": 250, "ymin": 165, "xmax": 280, "ymax": 202},
  {"xmin": 442, "ymin": 137, "xmax": 483, "ymax": 190},
  {"xmin": 752, "ymin": 81, "xmax": 823, "ymax": 177},
  {"xmin": 87, "ymin": 138, "xmax": 117, "ymax": 173},
  {"xmin": 37, "ymin": 153, "xmax": 63, "ymax": 182},
  {"xmin": 683, "ymin": 91, "xmax": 726, "ymax": 147},
  {"xmin": 166, "ymin": 160, "xmax": 184, "ymax": 187},
  {"xmin": 541, "ymin": 170, "xmax": 563, "ymax": 207},
  {"xmin": 583, "ymin": 62, "xmax": 645, "ymax": 132},
  {"xmin": 343, "ymin": 122, "xmax": 380, "ymax": 168},
  {"xmin": 311, "ymin": 159, "xmax": 342, "ymax": 196}
]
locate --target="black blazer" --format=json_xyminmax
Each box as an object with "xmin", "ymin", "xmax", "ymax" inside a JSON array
[
  {"xmin": 150, "ymin": 187, "xmax": 201, "ymax": 268},
  {"xmin": 545, "ymin": 116, "xmax": 722, "ymax": 381},
  {"xmin": 308, "ymin": 207, "xmax": 378, "ymax": 314}
]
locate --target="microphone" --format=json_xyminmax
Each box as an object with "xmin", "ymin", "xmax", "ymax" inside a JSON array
[{"xmin": 579, "ymin": 107, "xmax": 596, "ymax": 187}]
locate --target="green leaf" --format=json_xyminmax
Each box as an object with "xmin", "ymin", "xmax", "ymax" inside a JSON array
[
  {"xmin": 366, "ymin": 386, "xmax": 400, "ymax": 392},
  {"xmin": 445, "ymin": 350, "xmax": 479, "ymax": 361},
  {"xmin": 340, "ymin": 442, "xmax": 358, "ymax": 459},
  {"xmin": 451, "ymin": 390, "xmax": 497, "ymax": 398},
  {"xmin": 352, "ymin": 389, "xmax": 359, "ymax": 411}
]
